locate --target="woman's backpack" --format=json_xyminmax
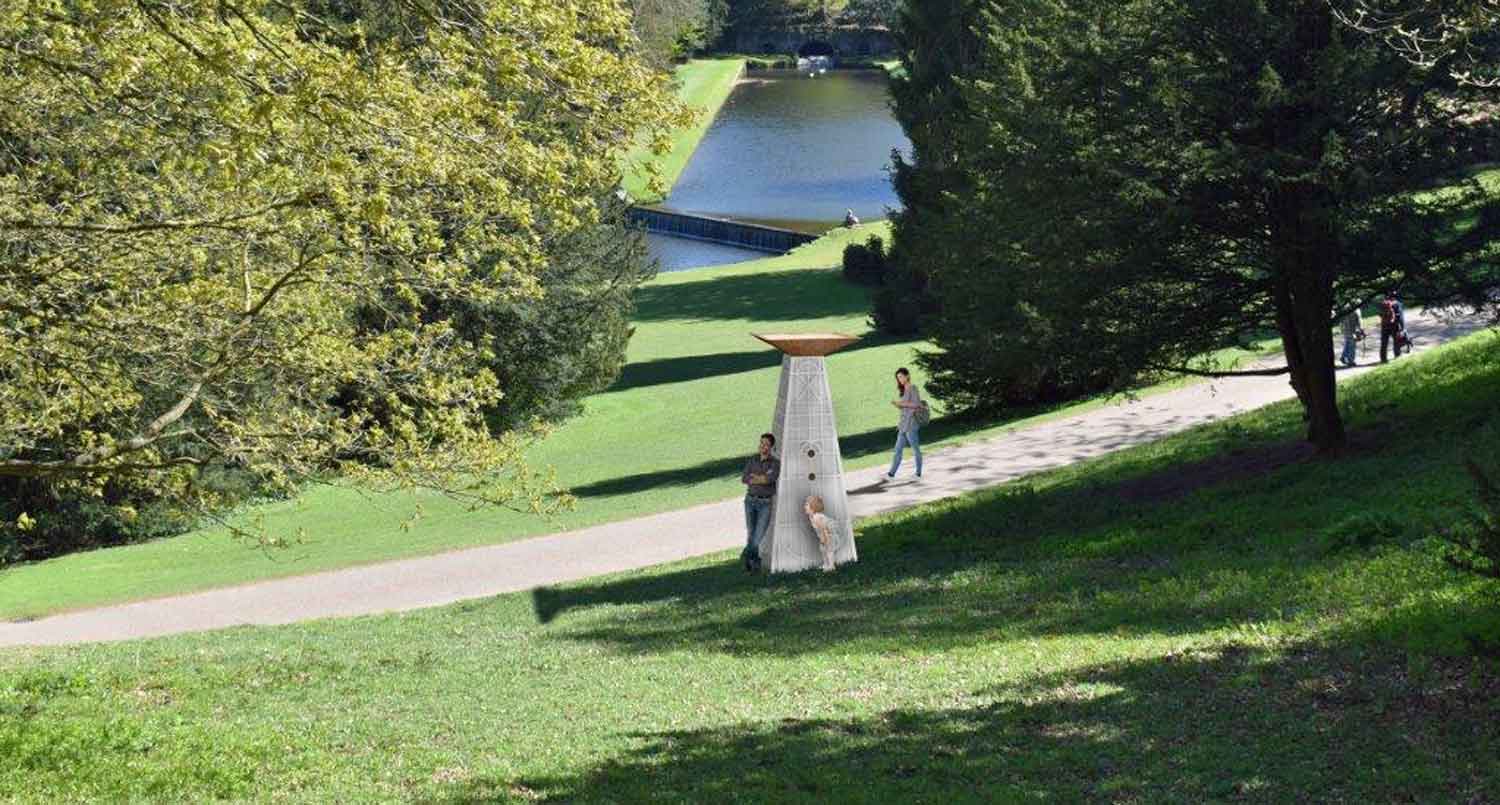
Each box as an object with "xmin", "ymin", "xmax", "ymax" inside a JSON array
[{"xmin": 915, "ymin": 400, "xmax": 932, "ymax": 428}]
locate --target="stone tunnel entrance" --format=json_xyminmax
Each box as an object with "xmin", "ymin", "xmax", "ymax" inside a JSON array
[{"xmin": 797, "ymin": 39, "xmax": 836, "ymax": 57}]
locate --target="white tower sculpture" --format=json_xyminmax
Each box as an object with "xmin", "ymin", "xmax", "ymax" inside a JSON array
[{"xmin": 752, "ymin": 332, "xmax": 858, "ymax": 573}]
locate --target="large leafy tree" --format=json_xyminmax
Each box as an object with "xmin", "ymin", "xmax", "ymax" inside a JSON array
[
  {"xmin": 905, "ymin": 0, "xmax": 1498, "ymax": 449},
  {"xmin": 443, "ymin": 194, "xmax": 653, "ymax": 432},
  {"xmin": 884, "ymin": 0, "xmax": 1112, "ymax": 406},
  {"xmin": 878, "ymin": 0, "xmax": 979, "ymax": 340},
  {"xmin": 0, "ymin": 0, "xmax": 679, "ymax": 545}
]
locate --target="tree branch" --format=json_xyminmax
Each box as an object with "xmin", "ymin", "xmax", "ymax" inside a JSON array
[
  {"xmin": 1145, "ymin": 363, "xmax": 1292, "ymax": 378},
  {"xmin": 0, "ymin": 382, "xmax": 203, "ymax": 477},
  {"xmin": 2, "ymin": 196, "xmax": 314, "ymax": 234}
]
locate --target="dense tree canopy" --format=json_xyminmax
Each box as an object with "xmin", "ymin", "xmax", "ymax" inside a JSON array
[
  {"xmin": 883, "ymin": 0, "xmax": 1110, "ymax": 404},
  {"xmin": 0, "ymin": 0, "xmax": 679, "ymax": 548},
  {"xmin": 892, "ymin": 0, "xmax": 1499, "ymax": 449},
  {"xmin": 724, "ymin": 0, "xmax": 899, "ymax": 32},
  {"xmin": 869, "ymin": 0, "xmax": 968, "ymax": 341}
]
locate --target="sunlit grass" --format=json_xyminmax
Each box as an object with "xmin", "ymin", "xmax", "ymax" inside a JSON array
[
  {"xmin": 621, "ymin": 58, "xmax": 746, "ymax": 202},
  {"xmin": 5, "ymin": 330, "xmax": 1498, "ymax": 802}
]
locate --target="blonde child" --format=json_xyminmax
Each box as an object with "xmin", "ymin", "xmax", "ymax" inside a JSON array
[{"xmin": 803, "ymin": 495, "xmax": 837, "ymax": 572}]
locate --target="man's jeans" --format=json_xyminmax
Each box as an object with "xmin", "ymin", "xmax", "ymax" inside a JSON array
[
  {"xmin": 1341, "ymin": 335, "xmax": 1357, "ymax": 366},
  {"xmin": 743, "ymin": 495, "xmax": 773, "ymax": 562},
  {"xmin": 889, "ymin": 427, "xmax": 923, "ymax": 477}
]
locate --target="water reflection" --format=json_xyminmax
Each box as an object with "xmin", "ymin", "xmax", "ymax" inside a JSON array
[
  {"xmin": 645, "ymin": 232, "xmax": 767, "ymax": 273},
  {"xmin": 661, "ymin": 70, "xmax": 909, "ymax": 229}
]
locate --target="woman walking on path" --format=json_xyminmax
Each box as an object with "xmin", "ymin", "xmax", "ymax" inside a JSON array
[{"xmin": 886, "ymin": 367, "xmax": 924, "ymax": 480}]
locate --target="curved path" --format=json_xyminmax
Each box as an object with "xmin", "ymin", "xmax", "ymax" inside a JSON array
[{"xmin": 2, "ymin": 310, "xmax": 1485, "ymax": 647}]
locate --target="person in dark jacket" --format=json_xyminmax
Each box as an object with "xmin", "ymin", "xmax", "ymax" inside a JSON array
[{"xmin": 1379, "ymin": 292, "xmax": 1406, "ymax": 363}]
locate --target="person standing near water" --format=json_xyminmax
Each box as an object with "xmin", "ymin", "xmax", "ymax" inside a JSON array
[{"xmin": 886, "ymin": 368, "xmax": 924, "ymax": 480}]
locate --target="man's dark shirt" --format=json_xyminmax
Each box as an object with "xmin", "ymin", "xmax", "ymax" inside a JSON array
[{"xmin": 742, "ymin": 455, "xmax": 780, "ymax": 498}]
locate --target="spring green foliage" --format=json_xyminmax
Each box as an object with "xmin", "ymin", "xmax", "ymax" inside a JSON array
[
  {"xmin": 4, "ymin": 330, "xmax": 1499, "ymax": 801},
  {"xmin": 441, "ymin": 196, "xmax": 655, "ymax": 434},
  {"xmin": 0, "ymin": 0, "xmax": 681, "ymax": 551},
  {"xmin": 889, "ymin": 0, "xmax": 1500, "ymax": 446}
]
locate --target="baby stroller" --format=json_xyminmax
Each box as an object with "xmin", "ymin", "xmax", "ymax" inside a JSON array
[{"xmin": 1395, "ymin": 329, "xmax": 1414, "ymax": 355}]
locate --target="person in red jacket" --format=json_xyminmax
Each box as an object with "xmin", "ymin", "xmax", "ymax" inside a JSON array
[{"xmin": 1378, "ymin": 291, "xmax": 1407, "ymax": 363}]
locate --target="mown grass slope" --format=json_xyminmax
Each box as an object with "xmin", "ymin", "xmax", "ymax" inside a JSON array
[
  {"xmin": 4, "ymin": 329, "xmax": 1497, "ymax": 802},
  {"xmin": 0, "ymin": 224, "xmax": 1020, "ymax": 619},
  {"xmin": 621, "ymin": 58, "xmax": 745, "ymax": 202}
]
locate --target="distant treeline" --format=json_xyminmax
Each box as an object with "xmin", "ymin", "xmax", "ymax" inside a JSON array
[{"xmin": 631, "ymin": 0, "xmax": 900, "ymax": 63}]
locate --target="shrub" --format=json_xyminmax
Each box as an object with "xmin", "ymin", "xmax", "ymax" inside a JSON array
[
  {"xmin": 1317, "ymin": 512, "xmax": 1409, "ymax": 556},
  {"xmin": 0, "ymin": 465, "xmax": 282, "ymax": 565},
  {"xmin": 1438, "ymin": 458, "xmax": 1500, "ymax": 581},
  {"xmin": 870, "ymin": 247, "xmax": 939, "ymax": 336},
  {"xmin": 841, "ymin": 234, "xmax": 888, "ymax": 285}
]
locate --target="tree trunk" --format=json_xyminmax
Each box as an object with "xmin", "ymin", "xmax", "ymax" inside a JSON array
[
  {"xmin": 1268, "ymin": 163, "xmax": 1347, "ymax": 450},
  {"xmin": 1272, "ymin": 278, "xmax": 1313, "ymax": 415},
  {"xmin": 1273, "ymin": 275, "xmax": 1345, "ymax": 451},
  {"xmin": 1291, "ymin": 283, "xmax": 1345, "ymax": 451}
]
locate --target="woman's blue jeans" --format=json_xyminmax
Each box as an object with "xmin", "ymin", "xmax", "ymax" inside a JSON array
[{"xmin": 889, "ymin": 427, "xmax": 922, "ymax": 477}]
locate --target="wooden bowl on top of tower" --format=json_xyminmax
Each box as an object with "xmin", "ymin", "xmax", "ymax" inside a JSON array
[{"xmin": 752, "ymin": 332, "xmax": 858, "ymax": 356}]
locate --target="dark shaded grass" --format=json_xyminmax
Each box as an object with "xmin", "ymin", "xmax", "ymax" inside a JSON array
[
  {"xmin": 632, "ymin": 264, "xmax": 877, "ymax": 323},
  {"xmin": 436, "ymin": 645, "xmax": 1500, "ymax": 804}
]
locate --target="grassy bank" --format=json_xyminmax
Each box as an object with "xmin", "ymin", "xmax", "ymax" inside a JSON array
[
  {"xmin": 0, "ymin": 225, "xmax": 964, "ymax": 619},
  {"xmin": 621, "ymin": 58, "xmax": 745, "ymax": 202},
  {"xmin": 0, "ymin": 222, "xmax": 1276, "ymax": 621},
  {"xmin": 4, "ymin": 329, "xmax": 1497, "ymax": 802}
]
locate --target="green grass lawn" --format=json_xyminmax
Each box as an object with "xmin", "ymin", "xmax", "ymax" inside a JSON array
[
  {"xmin": 0, "ymin": 223, "xmax": 1281, "ymax": 621},
  {"xmin": 5, "ymin": 328, "xmax": 1498, "ymax": 802},
  {"xmin": 0, "ymin": 225, "xmax": 1049, "ymax": 619},
  {"xmin": 621, "ymin": 58, "xmax": 745, "ymax": 202}
]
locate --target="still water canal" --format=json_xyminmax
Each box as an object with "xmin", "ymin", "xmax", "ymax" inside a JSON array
[{"xmin": 647, "ymin": 68, "xmax": 910, "ymax": 272}]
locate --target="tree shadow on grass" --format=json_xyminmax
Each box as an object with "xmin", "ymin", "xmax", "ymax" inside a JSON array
[
  {"xmin": 633, "ymin": 267, "xmax": 871, "ymax": 323},
  {"xmin": 547, "ymin": 335, "xmax": 1500, "ymax": 657},
  {"xmin": 609, "ymin": 349, "xmax": 785, "ymax": 393},
  {"xmin": 609, "ymin": 337, "xmax": 901, "ymax": 393},
  {"xmin": 535, "ymin": 464, "xmax": 1335, "ymax": 655},
  {"xmin": 422, "ymin": 642, "xmax": 1500, "ymax": 802},
  {"xmin": 564, "ymin": 414, "xmax": 1004, "ymax": 500},
  {"xmin": 532, "ymin": 533, "xmax": 1302, "ymax": 658},
  {"xmin": 539, "ymin": 411, "xmax": 1500, "ymax": 659}
]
